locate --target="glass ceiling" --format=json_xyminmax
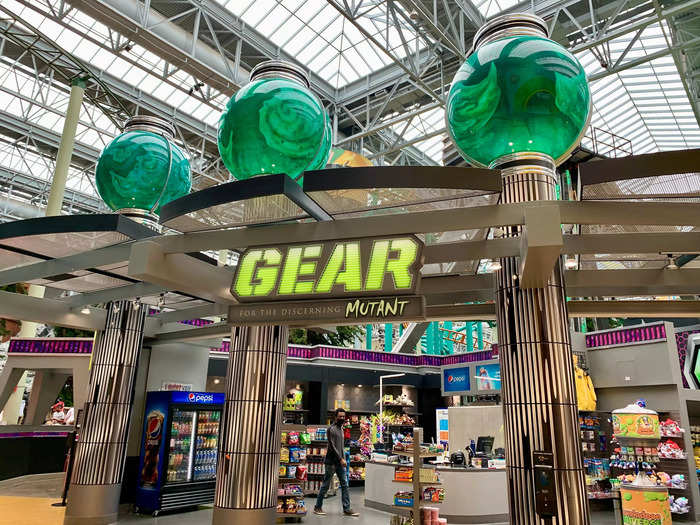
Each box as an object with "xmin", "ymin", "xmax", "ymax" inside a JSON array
[
  {"xmin": 0, "ymin": 0, "xmax": 698, "ymax": 216},
  {"xmin": 221, "ymin": 0, "xmax": 426, "ymax": 88}
]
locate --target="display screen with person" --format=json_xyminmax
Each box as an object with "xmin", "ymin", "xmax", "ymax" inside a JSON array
[{"xmin": 313, "ymin": 408, "xmax": 359, "ymax": 517}]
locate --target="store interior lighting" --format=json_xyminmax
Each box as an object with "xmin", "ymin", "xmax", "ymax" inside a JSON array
[
  {"xmin": 80, "ymin": 307, "xmax": 90, "ymax": 314},
  {"xmin": 565, "ymin": 258, "xmax": 577, "ymax": 269},
  {"xmin": 489, "ymin": 260, "xmax": 502, "ymax": 271}
]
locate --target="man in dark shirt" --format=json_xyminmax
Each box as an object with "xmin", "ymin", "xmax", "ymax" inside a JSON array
[{"xmin": 313, "ymin": 408, "xmax": 359, "ymax": 516}]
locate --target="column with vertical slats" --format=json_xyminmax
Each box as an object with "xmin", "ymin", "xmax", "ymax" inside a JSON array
[
  {"xmin": 495, "ymin": 159, "xmax": 590, "ymax": 525},
  {"xmin": 213, "ymin": 324, "xmax": 288, "ymax": 525}
]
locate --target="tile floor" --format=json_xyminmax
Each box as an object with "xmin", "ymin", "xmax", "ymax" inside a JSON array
[{"xmin": 0, "ymin": 477, "xmax": 693, "ymax": 525}]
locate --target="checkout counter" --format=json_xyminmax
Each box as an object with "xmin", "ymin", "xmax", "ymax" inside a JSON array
[
  {"xmin": 365, "ymin": 461, "xmax": 508, "ymax": 524},
  {"xmin": 365, "ymin": 406, "xmax": 509, "ymax": 524}
]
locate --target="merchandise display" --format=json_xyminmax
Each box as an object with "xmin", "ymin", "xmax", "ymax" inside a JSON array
[
  {"xmin": 278, "ymin": 427, "xmax": 309, "ymax": 518},
  {"xmin": 388, "ymin": 427, "xmax": 446, "ymax": 524}
]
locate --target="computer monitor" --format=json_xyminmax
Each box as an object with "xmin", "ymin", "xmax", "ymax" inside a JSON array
[{"xmin": 476, "ymin": 436, "xmax": 494, "ymax": 456}]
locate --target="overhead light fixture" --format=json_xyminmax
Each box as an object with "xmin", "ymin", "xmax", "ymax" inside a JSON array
[
  {"xmin": 357, "ymin": 385, "xmax": 363, "ymax": 388},
  {"xmin": 213, "ymin": 378, "xmax": 220, "ymax": 385},
  {"xmin": 565, "ymin": 258, "xmax": 577, "ymax": 269},
  {"xmin": 489, "ymin": 260, "xmax": 502, "ymax": 271},
  {"xmin": 665, "ymin": 254, "xmax": 678, "ymax": 270},
  {"xmin": 80, "ymin": 307, "xmax": 90, "ymax": 315}
]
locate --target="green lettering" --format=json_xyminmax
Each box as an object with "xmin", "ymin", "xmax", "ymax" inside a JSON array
[
  {"xmin": 315, "ymin": 242, "xmax": 362, "ymax": 293},
  {"xmin": 386, "ymin": 238, "xmax": 419, "ymax": 289},
  {"xmin": 233, "ymin": 248, "xmax": 281, "ymax": 297},
  {"xmin": 278, "ymin": 245, "xmax": 322, "ymax": 295},
  {"xmin": 364, "ymin": 240, "xmax": 390, "ymax": 290}
]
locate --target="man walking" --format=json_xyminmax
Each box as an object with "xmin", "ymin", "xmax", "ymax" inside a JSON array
[{"xmin": 313, "ymin": 408, "xmax": 359, "ymax": 517}]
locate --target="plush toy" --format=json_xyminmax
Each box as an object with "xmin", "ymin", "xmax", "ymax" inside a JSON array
[
  {"xmin": 658, "ymin": 439, "xmax": 686, "ymax": 459},
  {"xmin": 669, "ymin": 495, "xmax": 690, "ymax": 514},
  {"xmin": 660, "ymin": 418, "xmax": 684, "ymax": 437}
]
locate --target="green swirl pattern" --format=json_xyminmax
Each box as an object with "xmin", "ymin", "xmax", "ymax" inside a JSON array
[
  {"xmin": 218, "ymin": 78, "xmax": 326, "ymax": 180},
  {"xmin": 95, "ymin": 130, "xmax": 191, "ymax": 213},
  {"xmin": 447, "ymin": 35, "xmax": 590, "ymax": 167}
]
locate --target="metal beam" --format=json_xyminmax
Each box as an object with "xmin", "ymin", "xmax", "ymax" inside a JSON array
[
  {"xmin": 519, "ymin": 205, "xmax": 564, "ymax": 288},
  {"xmin": 60, "ymin": 282, "xmax": 168, "ymax": 307},
  {"xmin": 154, "ymin": 303, "xmax": 228, "ymax": 324},
  {"xmin": 149, "ymin": 322, "xmax": 230, "ymax": 344},
  {"xmin": 392, "ymin": 322, "xmax": 430, "ymax": 353},
  {"xmin": 147, "ymin": 200, "xmax": 700, "ymax": 255},
  {"xmin": 0, "ymin": 243, "xmax": 132, "ymax": 287},
  {"xmin": 424, "ymin": 299, "xmax": 700, "ymax": 320},
  {"xmin": 566, "ymin": 268, "xmax": 700, "ymax": 297},
  {"xmin": 128, "ymin": 241, "xmax": 235, "ymax": 304},
  {"xmin": 567, "ymin": 299, "xmax": 700, "ymax": 317},
  {"xmin": 0, "ymin": 290, "xmax": 106, "ymax": 330}
]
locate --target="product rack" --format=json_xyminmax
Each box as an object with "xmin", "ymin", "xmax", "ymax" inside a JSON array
[
  {"xmin": 656, "ymin": 410, "xmax": 693, "ymax": 520},
  {"xmin": 389, "ymin": 427, "xmax": 443, "ymax": 525},
  {"xmin": 278, "ymin": 424, "xmax": 308, "ymax": 522}
]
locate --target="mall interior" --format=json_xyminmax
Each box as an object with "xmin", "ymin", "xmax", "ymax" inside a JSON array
[{"xmin": 0, "ymin": 1, "xmax": 700, "ymax": 525}]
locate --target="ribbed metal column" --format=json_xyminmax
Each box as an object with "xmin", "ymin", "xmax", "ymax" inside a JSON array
[
  {"xmin": 65, "ymin": 300, "xmax": 146, "ymax": 525},
  {"xmin": 494, "ymin": 153, "xmax": 589, "ymax": 525},
  {"xmin": 213, "ymin": 324, "xmax": 288, "ymax": 525}
]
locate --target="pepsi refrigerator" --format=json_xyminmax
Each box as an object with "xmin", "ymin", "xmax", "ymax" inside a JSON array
[{"xmin": 135, "ymin": 391, "xmax": 224, "ymax": 515}]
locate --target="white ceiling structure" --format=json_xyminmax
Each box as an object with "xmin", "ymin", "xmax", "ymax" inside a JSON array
[{"xmin": 0, "ymin": 0, "xmax": 698, "ymax": 218}]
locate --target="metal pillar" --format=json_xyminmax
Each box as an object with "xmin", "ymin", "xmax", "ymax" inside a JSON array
[
  {"xmin": 17, "ymin": 79, "xmax": 86, "ymax": 340},
  {"xmin": 64, "ymin": 300, "xmax": 146, "ymax": 525},
  {"xmin": 494, "ymin": 153, "xmax": 589, "ymax": 525},
  {"xmin": 47, "ymin": 78, "xmax": 86, "ymax": 217},
  {"xmin": 213, "ymin": 324, "xmax": 288, "ymax": 525},
  {"xmin": 466, "ymin": 322, "xmax": 474, "ymax": 352}
]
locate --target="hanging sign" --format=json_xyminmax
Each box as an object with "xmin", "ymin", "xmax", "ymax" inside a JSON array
[
  {"xmin": 228, "ymin": 295, "xmax": 425, "ymax": 325},
  {"xmin": 231, "ymin": 235, "xmax": 423, "ymax": 302}
]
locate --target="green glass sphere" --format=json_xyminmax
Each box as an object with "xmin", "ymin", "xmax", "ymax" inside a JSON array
[
  {"xmin": 218, "ymin": 77, "xmax": 327, "ymax": 180},
  {"xmin": 307, "ymin": 114, "xmax": 332, "ymax": 172},
  {"xmin": 95, "ymin": 130, "xmax": 191, "ymax": 213},
  {"xmin": 447, "ymin": 35, "xmax": 590, "ymax": 167}
]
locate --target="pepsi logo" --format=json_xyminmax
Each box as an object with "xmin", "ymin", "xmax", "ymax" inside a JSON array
[
  {"xmin": 448, "ymin": 374, "xmax": 465, "ymax": 383},
  {"xmin": 188, "ymin": 393, "xmax": 195, "ymax": 401}
]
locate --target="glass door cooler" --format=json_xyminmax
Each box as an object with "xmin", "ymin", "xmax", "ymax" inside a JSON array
[{"xmin": 135, "ymin": 391, "xmax": 224, "ymax": 515}]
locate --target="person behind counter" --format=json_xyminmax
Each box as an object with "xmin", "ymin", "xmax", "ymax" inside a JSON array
[{"xmin": 313, "ymin": 408, "xmax": 360, "ymax": 517}]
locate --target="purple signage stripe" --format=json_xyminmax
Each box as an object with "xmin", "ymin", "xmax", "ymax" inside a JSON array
[
  {"xmin": 0, "ymin": 431, "xmax": 70, "ymax": 438},
  {"xmin": 217, "ymin": 341, "xmax": 495, "ymax": 366},
  {"xmin": 585, "ymin": 323, "xmax": 667, "ymax": 349},
  {"xmin": 8, "ymin": 337, "xmax": 496, "ymax": 366},
  {"xmin": 8, "ymin": 338, "xmax": 93, "ymax": 354}
]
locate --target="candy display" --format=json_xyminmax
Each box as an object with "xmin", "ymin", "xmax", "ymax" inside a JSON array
[
  {"xmin": 394, "ymin": 491, "xmax": 414, "ymax": 507},
  {"xmin": 278, "ymin": 426, "xmax": 308, "ymax": 515},
  {"xmin": 422, "ymin": 487, "xmax": 446, "ymax": 503}
]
